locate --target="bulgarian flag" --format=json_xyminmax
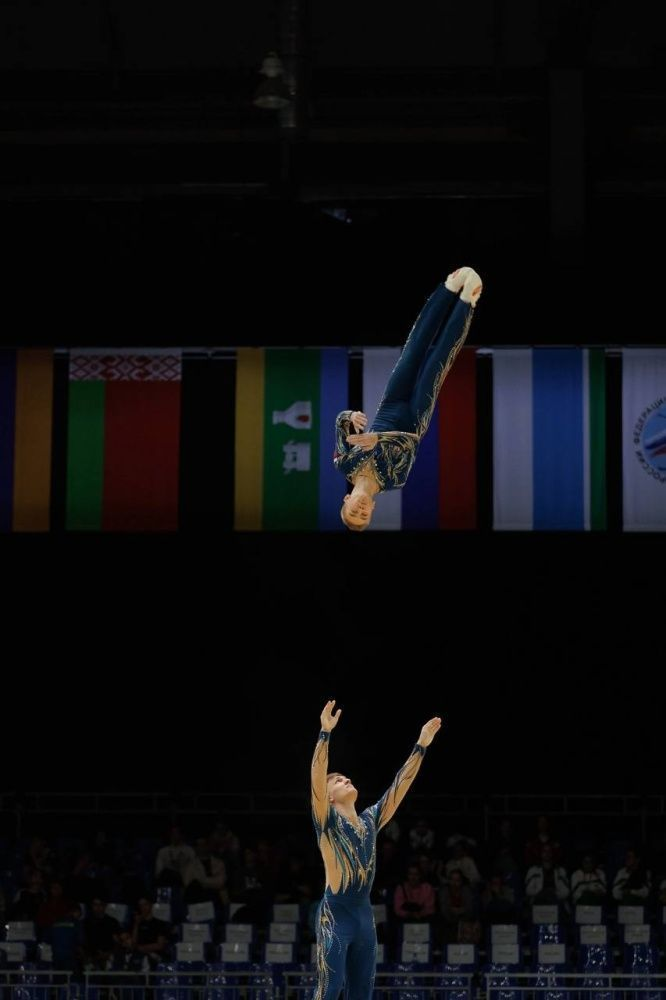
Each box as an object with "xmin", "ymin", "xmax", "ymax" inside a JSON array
[
  {"xmin": 234, "ymin": 348, "xmax": 348, "ymax": 530},
  {"xmin": 66, "ymin": 351, "xmax": 182, "ymax": 531}
]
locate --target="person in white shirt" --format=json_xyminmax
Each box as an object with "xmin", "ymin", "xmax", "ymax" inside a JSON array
[
  {"xmin": 571, "ymin": 854, "xmax": 607, "ymax": 905},
  {"xmin": 525, "ymin": 844, "xmax": 569, "ymax": 902},
  {"xmin": 612, "ymin": 849, "xmax": 651, "ymax": 902},
  {"xmin": 409, "ymin": 819, "xmax": 435, "ymax": 853},
  {"xmin": 444, "ymin": 839, "xmax": 481, "ymax": 886},
  {"xmin": 154, "ymin": 827, "xmax": 196, "ymax": 887}
]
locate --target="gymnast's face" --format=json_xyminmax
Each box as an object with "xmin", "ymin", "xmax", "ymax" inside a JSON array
[
  {"xmin": 341, "ymin": 493, "xmax": 375, "ymax": 530},
  {"xmin": 328, "ymin": 774, "xmax": 358, "ymax": 804}
]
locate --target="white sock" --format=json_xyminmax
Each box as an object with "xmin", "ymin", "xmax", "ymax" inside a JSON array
[
  {"xmin": 460, "ymin": 268, "xmax": 482, "ymax": 307},
  {"xmin": 445, "ymin": 266, "xmax": 474, "ymax": 294}
]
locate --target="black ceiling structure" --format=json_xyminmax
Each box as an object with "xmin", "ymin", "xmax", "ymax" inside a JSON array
[{"xmin": 2, "ymin": 0, "xmax": 666, "ymax": 347}]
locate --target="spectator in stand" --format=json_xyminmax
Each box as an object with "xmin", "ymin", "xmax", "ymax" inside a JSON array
[
  {"xmin": 182, "ymin": 837, "xmax": 230, "ymax": 908},
  {"xmin": 36, "ymin": 879, "xmax": 74, "ymax": 930},
  {"xmin": 489, "ymin": 820, "xmax": 520, "ymax": 870},
  {"xmin": 230, "ymin": 846, "xmax": 272, "ymax": 924},
  {"xmin": 393, "ymin": 864, "xmax": 436, "ymax": 921},
  {"xmin": 131, "ymin": 897, "xmax": 170, "ymax": 969},
  {"xmin": 416, "ymin": 853, "xmax": 440, "ymax": 888},
  {"xmin": 525, "ymin": 844, "xmax": 569, "ymax": 904},
  {"xmin": 155, "ymin": 827, "xmax": 196, "ymax": 888},
  {"xmin": 481, "ymin": 874, "xmax": 518, "ymax": 924},
  {"xmin": 111, "ymin": 930, "xmax": 143, "ymax": 972},
  {"xmin": 571, "ymin": 854, "xmax": 607, "ymax": 905},
  {"xmin": 273, "ymin": 856, "xmax": 315, "ymax": 905},
  {"xmin": 439, "ymin": 869, "xmax": 476, "ymax": 943},
  {"xmin": 10, "ymin": 869, "xmax": 45, "ymax": 921},
  {"xmin": 24, "ymin": 837, "xmax": 53, "ymax": 882},
  {"xmin": 409, "ymin": 819, "xmax": 435, "ymax": 853},
  {"xmin": 69, "ymin": 847, "xmax": 110, "ymax": 903},
  {"xmin": 444, "ymin": 839, "xmax": 481, "ymax": 886},
  {"xmin": 525, "ymin": 816, "xmax": 562, "ymax": 866},
  {"xmin": 612, "ymin": 849, "xmax": 651, "ymax": 902},
  {"xmin": 83, "ymin": 896, "xmax": 121, "ymax": 969},
  {"xmin": 446, "ymin": 832, "xmax": 477, "ymax": 851},
  {"xmin": 209, "ymin": 820, "xmax": 240, "ymax": 859}
]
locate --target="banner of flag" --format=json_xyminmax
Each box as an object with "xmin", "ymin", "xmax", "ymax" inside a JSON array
[
  {"xmin": 357, "ymin": 347, "xmax": 478, "ymax": 531},
  {"xmin": 622, "ymin": 349, "xmax": 666, "ymax": 532},
  {"xmin": 493, "ymin": 348, "xmax": 607, "ymax": 531},
  {"xmin": 234, "ymin": 348, "xmax": 347, "ymax": 530},
  {"xmin": 402, "ymin": 346, "xmax": 478, "ymax": 531},
  {"xmin": 0, "ymin": 350, "xmax": 53, "ymax": 532},
  {"xmin": 1, "ymin": 344, "xmax": 663, "ymax": 532},
  {"xmin": 66, "ymin": 351, "xmax": 182, "ymax": 531}
]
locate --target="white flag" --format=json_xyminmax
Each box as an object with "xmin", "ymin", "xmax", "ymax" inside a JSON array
[{"xmin": 622, "ymin": 349, "xmax": 666, "ymax": 531}]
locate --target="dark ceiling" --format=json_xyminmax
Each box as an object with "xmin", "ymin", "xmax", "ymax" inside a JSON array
[{"xmin": 2, "ymin": 0, "xmax": 666, "ymax": 346}]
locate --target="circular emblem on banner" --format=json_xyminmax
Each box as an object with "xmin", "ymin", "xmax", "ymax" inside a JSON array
[{"xmin": 633, "ymin": 397, "xmax": 666, "ymax": 483}]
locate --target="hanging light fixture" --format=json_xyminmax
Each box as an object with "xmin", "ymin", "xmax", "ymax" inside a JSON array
[{"xmin": 253, "ymin": 51, "xmax": 291, "ymax": 110}]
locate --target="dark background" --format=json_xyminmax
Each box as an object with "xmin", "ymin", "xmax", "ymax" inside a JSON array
[
  {"xmin": 1, "ymin": 0, "xmax": 665, "ymax": 802},
  {"xmin": 3, "ymin": 0, "xmax": 666, "ymax": 348},
  {"xmin": 4, "ymin": 530, "xmax": 662, "ymax": 797}
]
